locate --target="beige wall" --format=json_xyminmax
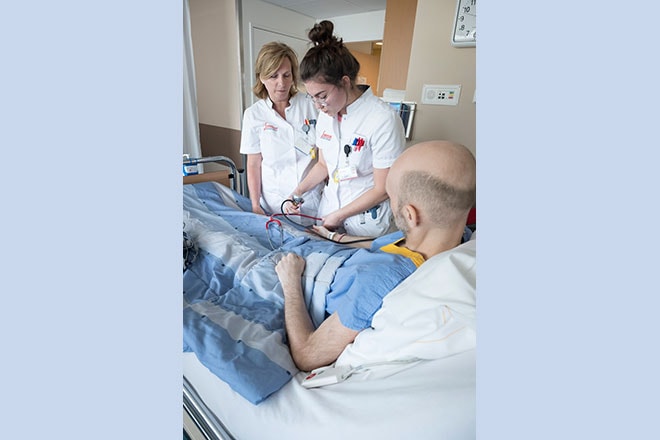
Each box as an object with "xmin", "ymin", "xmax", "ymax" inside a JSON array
[
  {"xmin": 405, "ymin": 0, "xmax": 476, "ymax": 154},
  {"xmin": 378, "ymin": 0, "xmax": 417, "ymax": 97},
  {"xmin": 350, "ymin": 48, "xmax": 381, "ymax": 90},
  {"xmin": 189, "ymin": 0, "xmax": 476, "ymax": 158},
  {"xmin": 189, "ymin": 0, "xmax": 242, "ymax": 131}
]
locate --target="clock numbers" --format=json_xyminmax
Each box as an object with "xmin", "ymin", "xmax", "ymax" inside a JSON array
[{"xmin": 451, "ymin": 0, "xmax": 476, "ymax": 47}]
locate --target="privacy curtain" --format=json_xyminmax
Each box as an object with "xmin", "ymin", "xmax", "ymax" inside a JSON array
[{"xmin": 183, "ymin": 0, "xmax": 202, "ymax": 164}]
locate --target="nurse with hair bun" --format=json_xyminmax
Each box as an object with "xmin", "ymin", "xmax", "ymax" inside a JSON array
[{"xmin": 285, "ymin": 20, "xmax": 405, "ymax": 237}]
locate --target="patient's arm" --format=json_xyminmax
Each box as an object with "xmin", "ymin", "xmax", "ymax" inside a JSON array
[
  {"xmin": 310, "ymin": 225, "xmax": 374, "ymax": 249},
  {"xmin": 276, "ymin": 253, "xmax": 359, "ymax": 371}
]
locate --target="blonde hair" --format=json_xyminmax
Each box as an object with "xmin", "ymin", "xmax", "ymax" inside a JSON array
[{"xmin": 252, "ymin": 42, "xmax": 300, "ymax": 99}]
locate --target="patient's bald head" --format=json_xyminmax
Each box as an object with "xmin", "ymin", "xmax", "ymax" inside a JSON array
[{"xmin": 387, "ymin": 140, "xmax": 476, "ymax": 229}]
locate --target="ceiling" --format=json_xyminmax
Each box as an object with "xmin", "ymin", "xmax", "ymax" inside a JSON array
[{"xmin": 258, "ymin": 0, "xmax": 387, "ymax": 19}]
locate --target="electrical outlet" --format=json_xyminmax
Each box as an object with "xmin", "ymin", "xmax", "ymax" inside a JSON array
[{"xmin": 421, "ymin": 84, "xmax": 461, "ymax": 106}]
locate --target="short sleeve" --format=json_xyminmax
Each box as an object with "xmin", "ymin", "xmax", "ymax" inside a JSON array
[
  {"xmin": 326, "ymin": 251, "xmax": 416, "ymax": 331},
  {"xmin": 369, "ymin": 105, "xmax": 405, "ymax": 169},
  {"xmin": 239, "ymin": 105, "xmax": 261, "ymax": 155}
]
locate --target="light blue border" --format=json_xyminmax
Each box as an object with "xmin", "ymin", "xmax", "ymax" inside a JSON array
[{"xmin": 4, "ymin": 2, "xmax": 182, "ymax": 438}]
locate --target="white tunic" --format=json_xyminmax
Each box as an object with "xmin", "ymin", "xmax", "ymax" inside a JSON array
[
  {"xmin": 240, "ymin": 93, "xmax": 322, "ymax": 216},
  {"xmin": 315, "ymin": 86, "xmax": 405, "ymax": 236}
]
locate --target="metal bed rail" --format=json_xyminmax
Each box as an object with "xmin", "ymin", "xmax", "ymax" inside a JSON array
[
  {"xmin": 183, "ymin": 376, "xmax": 236, "ymax": 440},
  {"xmin": 183, "ymin": 155, "xmax": 246, "ymax": 196}
]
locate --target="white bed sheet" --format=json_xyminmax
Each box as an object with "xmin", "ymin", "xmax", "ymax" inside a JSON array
[{"xmin": 183, "ymin": 348, "xmax": 476, "ymax": 440}]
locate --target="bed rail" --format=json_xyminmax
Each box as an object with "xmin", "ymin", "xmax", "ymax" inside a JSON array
[
  {"xmin": 183, "ymin": 155, "xmax": 246, "ymax": 196},
  {"xmin": 183, "ymin": 376, "xmax": 236, "ymax": 440}
]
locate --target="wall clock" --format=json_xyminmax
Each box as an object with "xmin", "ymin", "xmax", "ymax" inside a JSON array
[{"xmin": 451, "ymin": 0, "xmax": 476, "ymax": 47}]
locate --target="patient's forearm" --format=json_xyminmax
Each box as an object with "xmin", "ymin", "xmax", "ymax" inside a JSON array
[
  {"xmin": 281, "ymin": 283, "xmax": 353, "ymax": 371},
  {"xmin": 276, "ymin": 253, "xmax": 359, "ymax": 371},
  {"xmin": 311, "ymin": 225, "xmax": 373, "ymax": 248},
  {"xmin": 334, "ymin": 232, "xmax": 373, "ymax": 248},
  {"xmin": 284, "ymin": 303, "xmax": 358, "ymax": 371},
  {"xmin": 276, "ymin": 254, "xmax": 319, "ymax": 369},
  {"xmin": 282, "ymin": 287, "xmax": 320, "ymax": 370}
]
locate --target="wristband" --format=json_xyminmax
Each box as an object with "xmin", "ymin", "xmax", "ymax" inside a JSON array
[
  {"xmin": 327, "ymin": 231, "xmax": 337, "ymax": 241},
  {"xmin": 337, "ymin": 233, "xmax": 345, "ymax": 242}
]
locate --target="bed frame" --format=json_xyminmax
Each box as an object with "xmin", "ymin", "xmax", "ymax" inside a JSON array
[
  {"xmin": 182, "ymin": 155, "xmax": 246, "ymax": 195},
  {"xmin": 183, "ymin": 376, "xmax": 234, "ymax": 440}
]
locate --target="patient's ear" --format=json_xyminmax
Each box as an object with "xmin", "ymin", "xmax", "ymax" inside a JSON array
[{"xmin": 403, "ymin": 204, "xmax": 421, "ymax": 227}]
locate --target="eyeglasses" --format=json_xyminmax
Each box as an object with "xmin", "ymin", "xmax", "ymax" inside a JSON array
[{"xmin": 307, "ymin": 85, "xmax": 337, "ymax": 107}]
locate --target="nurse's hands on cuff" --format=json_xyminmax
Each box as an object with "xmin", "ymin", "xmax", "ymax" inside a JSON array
[
  {"xmin": 321, "ymin": 211, "xmax": 344, "ymax": 231},
  {"xmin": 282, "ymin": 199, "xmax": 301, "ymax": 215}
]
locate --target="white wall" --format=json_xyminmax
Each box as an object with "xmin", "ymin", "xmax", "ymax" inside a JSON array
[
  {"xmin": 240, "ymin": 0, "xmax": 316, "ymax": 108},
  {"xmin": 323, "ymin": 10, "xmax": 385, "ymax": 42}
]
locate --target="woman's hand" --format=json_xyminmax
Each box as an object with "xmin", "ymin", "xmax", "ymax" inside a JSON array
[
  {"xmin": 282, "ymin": 199, "xmax": 301, "ymax": 215},
  {"xmin": 321, "ymin": 211, "xmax": 344, "ymax": 230}
]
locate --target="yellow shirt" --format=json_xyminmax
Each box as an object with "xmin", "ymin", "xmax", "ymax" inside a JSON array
[{"xmin": 379, "ymin": 238, "xmax": 425, "ymax": 268}]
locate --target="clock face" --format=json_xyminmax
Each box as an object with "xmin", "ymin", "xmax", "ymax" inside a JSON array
[{"xmin": 452, "ymin": 0, "xmax": 476, "ymax": 47}]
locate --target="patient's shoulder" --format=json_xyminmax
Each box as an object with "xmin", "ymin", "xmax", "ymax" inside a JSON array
[{"xmin": 370, "ymin": 230, "xmax": 404, "ymax": 251}]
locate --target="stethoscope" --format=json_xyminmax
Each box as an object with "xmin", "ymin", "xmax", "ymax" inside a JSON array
[{"xmin": 265, "ymin": 199, "xmax": 322, "ymax": 249}]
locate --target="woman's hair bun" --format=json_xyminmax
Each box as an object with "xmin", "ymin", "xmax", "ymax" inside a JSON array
[{"xmin": 308, "ymin": 20, "xmax": 339, "ymax": 46}]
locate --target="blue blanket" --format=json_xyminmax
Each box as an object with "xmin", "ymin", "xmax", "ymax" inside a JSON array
[{"xmin": 183, "ymin": 182, "xmax": 416, "ymax": 404}]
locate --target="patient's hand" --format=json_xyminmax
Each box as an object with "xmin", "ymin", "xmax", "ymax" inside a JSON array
[{"xmin": 275, "ymin": 253, "xmax": 306, "ymax": 294}]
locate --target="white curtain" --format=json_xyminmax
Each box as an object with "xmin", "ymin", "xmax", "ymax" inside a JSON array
[{"xmin": 183, "ymin": 0, "xmax": 202, "ymax": 162}]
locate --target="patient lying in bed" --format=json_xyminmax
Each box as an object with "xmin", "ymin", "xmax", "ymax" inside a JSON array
[
  {"xmin": 275, "ymin": 140, "xmax": 476, "ymax": 372},
  {"xmin": 183, "ymin": 140, "xmax": 476, "ymax": 405},
  {"xmin": 183, "ymin": 183, "xmax": 421, "ymax": 403}
]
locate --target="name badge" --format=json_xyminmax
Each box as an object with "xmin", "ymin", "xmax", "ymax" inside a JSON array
[
  {"xmin": 294, "ymin": 136, "xmax": 314, "ymax": 156},
  {"xmin": 336, "ymin": 165, "xmax": 358, "ymax": 181}
]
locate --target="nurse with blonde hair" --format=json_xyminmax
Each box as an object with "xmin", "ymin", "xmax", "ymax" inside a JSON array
[{"xmin": 240, "ymin": 42, "xmax": 322, "ymax": 219}]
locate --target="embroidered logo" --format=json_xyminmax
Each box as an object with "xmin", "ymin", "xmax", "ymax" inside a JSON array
[
  {"xmin": 351, "ymin": 136, "xmax": 366, "ymax": 152},
  {"xmin": 263, "ymin": 123, "xmax": 278, "ymax": 132},
  {"xmin": 320, "ymin": 131, "xmax": 333, "ymax": 141}
]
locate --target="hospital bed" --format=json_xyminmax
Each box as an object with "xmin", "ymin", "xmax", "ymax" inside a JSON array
[{"xmin": 182, "ymin": 158, "xmax": 476, "ymax": 440}]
